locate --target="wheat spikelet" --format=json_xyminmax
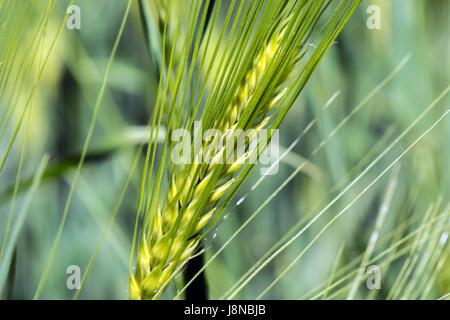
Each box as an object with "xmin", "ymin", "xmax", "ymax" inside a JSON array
[{"xmin": 130, "ymin": 25, "xmax": 295, "ymax": 300}]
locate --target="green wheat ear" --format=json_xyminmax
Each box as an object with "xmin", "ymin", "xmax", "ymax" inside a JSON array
[
  {"xmin": 129, "ymin": 0, "xmax": 362, "ymax": 300},
  {"xmin": 129, "ymin": 24, "xmax": 294, "ymax": 300}
]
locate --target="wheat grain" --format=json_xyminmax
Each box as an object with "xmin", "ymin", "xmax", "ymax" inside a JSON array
[{"xmin": 129, "ymin": 25, "xmax": 295, "ymax": 300}]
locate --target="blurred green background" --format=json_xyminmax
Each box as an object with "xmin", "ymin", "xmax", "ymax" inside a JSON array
[{"xmin": 0, "ymin": 0, "xmax": 448, "ymax": 299}]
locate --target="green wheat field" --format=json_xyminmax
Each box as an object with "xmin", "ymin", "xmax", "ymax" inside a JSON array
[{"xmin": 0, "ymin": 0, "xmax": 448, "ymax": 300}]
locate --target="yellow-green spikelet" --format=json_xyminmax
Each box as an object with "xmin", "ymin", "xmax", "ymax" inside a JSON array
[{"xmin": 130, "ymin": 28, "xmax": 294, "ymax": 300}]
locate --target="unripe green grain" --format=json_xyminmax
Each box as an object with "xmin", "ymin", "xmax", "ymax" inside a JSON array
[{"xmin": 130, "ymin": 24, "xmax": 295, "ymax": 300}]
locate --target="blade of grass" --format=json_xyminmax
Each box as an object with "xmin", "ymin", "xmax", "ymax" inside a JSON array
[
  {"xmin": 33, "ymin": 0, "xmax": 133, "ymax": 299},
  {"xmin": 346, "ymin": 164, "xmax": 400, "ymax": 299},
  {"xmin": 72, "ymin": 145, "xmax": 143, "ymax": 299},
  {"xmin": 0, "ymin": 154, "xmax": 49, "ymax": 294}
]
